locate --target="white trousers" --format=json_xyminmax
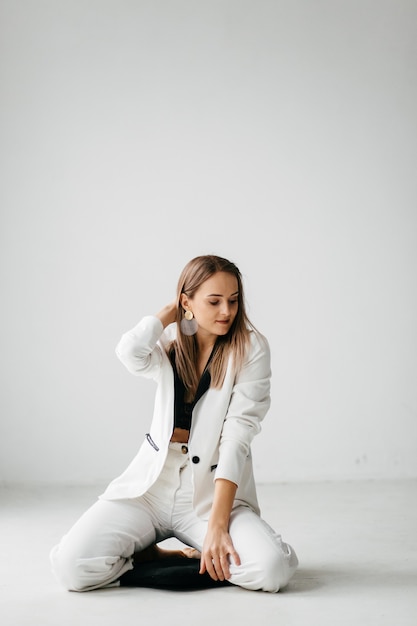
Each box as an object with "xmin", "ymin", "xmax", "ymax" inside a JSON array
[{"xmin": 50, "ymin": 444, "xmax": 298, "ymax": 593}]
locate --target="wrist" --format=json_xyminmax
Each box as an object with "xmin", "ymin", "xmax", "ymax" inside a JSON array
[
  {"xmin": 208, "ymin": 515, "xmax": 229, "ymax": 532},
  {"xmin": 156, "ymin": 303, "xmax": 177, "ymax": 328}
]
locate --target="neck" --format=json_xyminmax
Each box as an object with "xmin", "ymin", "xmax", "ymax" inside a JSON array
[{"xmin": 196, "ymin": 337, "xmax": 216, "ymax": 355}]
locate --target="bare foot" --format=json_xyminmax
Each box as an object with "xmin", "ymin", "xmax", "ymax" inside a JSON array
[
  {"xmin": 134, "ymin": 544, "xmax": 201, "ymax": 563},
  {"xmin": 181, "ymin": 547, "xmax": 201, "ymax": 559}
]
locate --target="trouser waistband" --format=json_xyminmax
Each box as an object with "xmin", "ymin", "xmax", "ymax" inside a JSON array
[{"xmin": 168, "ymin": 442, "xmax": 189, "ymax": 455}]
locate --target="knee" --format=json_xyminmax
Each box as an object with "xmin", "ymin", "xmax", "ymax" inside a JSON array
[
  {"xmin": 261, "ymin": 543, "xmax": 299, "ymax": 593},
  {"xmin": 50, "ymin": 543, "xmax": 79, "ymax": 591},
  {"xmin": 50, "ymin": 542, "xmax": 129, "ymax": 592},
  {"xmin": 50, "ymin": 543, "xmax": 89, "ymax": 591},
  {"xmin": 234, "ymin": 543, "xmax": 298, "ymax": 593}
]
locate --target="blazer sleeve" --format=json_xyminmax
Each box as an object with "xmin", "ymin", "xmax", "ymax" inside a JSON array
[
  {"xmin": 214, "ymin": 331, "xmax": 271, "ymax": 487},
  {"xmin": 115, "ymin": 315, "xmax": 166, "ymax": 379}
]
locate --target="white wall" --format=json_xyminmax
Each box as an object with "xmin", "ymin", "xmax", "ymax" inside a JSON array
[{"xmin": 1, "ymin": 0, "xmax": 416, "ymax": 485}]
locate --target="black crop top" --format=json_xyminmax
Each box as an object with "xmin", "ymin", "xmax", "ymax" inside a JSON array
[{"xmin": 169, "ymin": 347, "xmax": 215, "ymax": 431}]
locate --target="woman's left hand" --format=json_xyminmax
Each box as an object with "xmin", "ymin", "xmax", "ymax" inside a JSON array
[{"xmin": 199, "ymin": 526, "xmax": 241, "ymax": 581}]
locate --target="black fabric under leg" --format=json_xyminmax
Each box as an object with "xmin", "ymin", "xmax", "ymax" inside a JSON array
[{"xmin": 119, "ymin": 557, "xmax": 231, "ymax": 590}]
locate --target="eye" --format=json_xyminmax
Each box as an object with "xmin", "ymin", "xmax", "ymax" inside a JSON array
[
  {"xmin": 229, "ymin": 299, "xmax": 238, "ymax": 305},
  {"xmin": 209, "ymin": 300, "xmax": 219, "ymax": 305}
]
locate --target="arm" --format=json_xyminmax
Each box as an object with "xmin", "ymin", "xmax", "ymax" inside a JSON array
[
  {"xmin": 215, "ymin": 332, "xmax": 271, "ymax": 485},
  {"xmin": 199, "ymin": 478, "xmax": 241, "ymax": 581},
  {"xmin": 200, "ymin": 333, "xmax": 271, "ymax": 581},
  {"xmin": 115, "ymin": 302, "xmax": 177, "ymax": 378}
]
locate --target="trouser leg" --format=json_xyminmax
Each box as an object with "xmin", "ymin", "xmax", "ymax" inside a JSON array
[
  {"xmin": 171, "ymin": 460, "xmax": 298, "ymax": 593},
  {"xmin": 50, "ymin": 498, "xmax": 159, "ymax": 591},
  {"xmin": 50, "ymin": 445, "xmax": 193, "ymax": 592},
  {"xmin": 173, "ymin": 506, "xmax": 298, "ymax": 593},
  {"xmin": 227, "ymin": 506, "xmax": 298, "ymax": 592}
]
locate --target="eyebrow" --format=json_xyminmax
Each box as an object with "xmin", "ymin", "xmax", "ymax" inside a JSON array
[{"xmin": 206, "ymin": 291, "xmax": 239, "ymax": 297}]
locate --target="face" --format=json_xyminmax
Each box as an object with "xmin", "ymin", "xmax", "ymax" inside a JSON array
[{"xmin": 182, "ymin": 271, "xmax": 239, "ymax": 340}]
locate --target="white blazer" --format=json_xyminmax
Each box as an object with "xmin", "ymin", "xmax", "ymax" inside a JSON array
[{"xmin": 100, "ymin": 316, "xmax": 271, "ymax": 520}]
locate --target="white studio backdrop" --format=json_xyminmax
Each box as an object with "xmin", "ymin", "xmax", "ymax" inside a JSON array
[{"xmin": 1, "ymin": 0, "xmax": 416, "ymax": 486}]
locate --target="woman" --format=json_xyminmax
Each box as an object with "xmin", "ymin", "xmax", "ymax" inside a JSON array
[{"xmin": 50, "ymin": 255, "xmax": 298, "ymax": 592}]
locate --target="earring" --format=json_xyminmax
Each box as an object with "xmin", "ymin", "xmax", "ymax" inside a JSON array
[{"xmin": 180, "ymin": 310, "xmax": 198, "ymax": 336}]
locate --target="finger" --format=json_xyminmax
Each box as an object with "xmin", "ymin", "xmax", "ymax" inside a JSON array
[
  {"xmin": 212, "ymin": 555, "xmax": 225, "ymax": 581},
  {"xmin": 199, "ymin": 556, "xmax": 206, "ymax": 575},
  {"xmin": 201, "ymin": 554, "xmax": 218, "ymax": 581},
  {"xmin": 207, "ymin": 557, "xmax": 219, "ymax": 581},
  {"xmin": 230, "ymin": 547, "xmax": 241, "ymax": 568},
  {"xmin": 220, "ymin": 547, "xmax": 241, "ymax": 580},
  {"xmin": 219, "ymin": 553, "xmax": 230, "ymax": 579}
]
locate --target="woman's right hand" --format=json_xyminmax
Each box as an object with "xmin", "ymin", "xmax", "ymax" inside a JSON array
[{"xmin": 156, "ymin": 301, "xmax": 178, "ymax": 328}]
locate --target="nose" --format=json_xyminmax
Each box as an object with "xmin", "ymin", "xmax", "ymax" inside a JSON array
[{"xmin": 220, "ymin": 301, "xmax": 231, "ymax": 316}]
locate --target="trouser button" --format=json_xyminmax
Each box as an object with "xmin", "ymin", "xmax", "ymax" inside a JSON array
[{"xmin": 181, "ymin": 445, "xmax": 188, "ymax": 454}]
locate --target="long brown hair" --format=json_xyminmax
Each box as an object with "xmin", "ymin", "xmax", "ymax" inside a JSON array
[{"xmin": 170, "ymin": 255, "xmax": 256, "ymax": 393}]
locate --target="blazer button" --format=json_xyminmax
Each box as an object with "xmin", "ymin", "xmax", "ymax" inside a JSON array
[{"xmin": 192, "ymin": 456, "xmax": 200, "ymax": 464}]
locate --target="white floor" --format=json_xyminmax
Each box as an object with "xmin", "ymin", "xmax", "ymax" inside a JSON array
[{"xmin": 0, "ymin": 480, "xmax": 416, "ymax": 626}]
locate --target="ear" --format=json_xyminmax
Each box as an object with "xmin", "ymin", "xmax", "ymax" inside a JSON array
[{"xmin": 180, "ymin": 293, "xmax": 189, "ymax": 310}]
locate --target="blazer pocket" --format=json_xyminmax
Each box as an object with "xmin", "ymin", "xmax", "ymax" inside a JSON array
[{"xmin": 145, "ymin": 433, "xmax": 159, "ymax": 452}]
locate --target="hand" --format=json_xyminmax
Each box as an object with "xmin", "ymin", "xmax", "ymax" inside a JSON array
[
  {"xmin": 199, "ymin": 527, "xmax": 241, "ymax": 581},
  {"xmin": 156, "ymin": 301, "xmax": 177, "ymax": 328}
]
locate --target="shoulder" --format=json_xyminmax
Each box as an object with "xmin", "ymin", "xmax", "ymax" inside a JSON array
[
  {"xmin": 247, "ymin": 328, "xmax": 270, "ymax": 361},
  {"xmin": 231, "ymin": 328, "xmax": 271, "ymax": 383}
]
